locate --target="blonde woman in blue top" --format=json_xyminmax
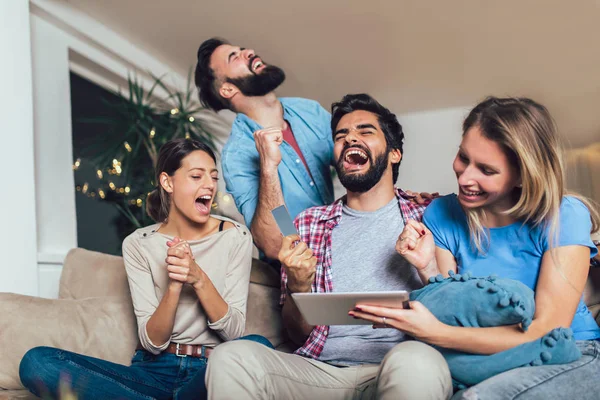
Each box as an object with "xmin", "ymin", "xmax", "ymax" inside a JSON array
[{"xmin": 351, "ymin": 97, "xmax": 600, "ymax": 399}]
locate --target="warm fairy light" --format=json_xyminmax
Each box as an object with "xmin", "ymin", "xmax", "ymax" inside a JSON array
[
  {"xmin": 124, "ymin": 142, "xmax": 132, "ymax": 152},
  {"xmin": 112, "ymin": 159, "xmax": 122, "ymax": 176},
  {"xmin": 136, "ymin": 198, "xmax": 143, "ymax": 207},
  {"xmin": 150, "ymin": 128, "xmax": 156, "ymax": 139},
  {"xmin": 118, "ymin": 188, "xmax": 125, "ymax": 194},
  {"xmin": 170, "ymin": 108, "xmax": 179, "ymax": 115},
  {"xmin": 90, "ymin": 192, "xmax": 96, "ymax": 198},
  {"xmin": 96, "ymin": 170, "xmax": 103, "ymax": 179},
  {"xmin": 82, "ymin": 182, "xmax": 89, "ymax": 194},
  {"xmin": 73, "ymin": 158, "xmax": 81, "ymax": 170},
  {"xmin": 185, "ymin": 132, "xmax": 191, "ymax": 139},
  {"xmin": 222, "ymin": 194, "xmax": 231, "ymax": 203},
  {"xmin": 124, "ymin": 186, "xmax": 130, "ymax": 194},
  {"xmin": 109, "ymin": 182, "xmax": 116, "ymax": 190},
  {"xmin": 188, "ymin": 116, "xmax": 195, "ymax": 122},
  {"xmin": 98, "ymin": 189, "xmax": 106, "ymax": 199},
  {"xmin": 76, "ymin": 185, "xmax": 81, "ymax": 191}
]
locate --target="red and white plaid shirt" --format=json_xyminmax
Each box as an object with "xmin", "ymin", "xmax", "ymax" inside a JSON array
[{"xmin": 280, "ymin": 188, "xmax": 430, "ymax": 359}]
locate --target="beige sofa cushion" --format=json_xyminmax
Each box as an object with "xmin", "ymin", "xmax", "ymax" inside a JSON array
[
  {"xmin": 0, "ymin": 294, "xmax": 137, "ymax": 390},
  {"xmin": 59, "ymin": 248, "xmax": 131, "ymax": 300}
]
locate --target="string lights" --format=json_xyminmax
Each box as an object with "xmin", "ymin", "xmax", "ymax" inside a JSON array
[{"xmin": 72, "ymin": 73, "xmax": 220, "ymax": 235}]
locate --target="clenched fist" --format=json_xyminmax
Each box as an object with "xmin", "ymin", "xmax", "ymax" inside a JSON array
[
  {"xmin": 278, "ymin": 234, "xmax": 317, "ymax": 293},
  {"xmin": 396, "ymin": 220, "xmax": 435, "ymax": 271},
  {"xmin": 254, "ymin": 127, "xmax": 283, "ymax": 171}
]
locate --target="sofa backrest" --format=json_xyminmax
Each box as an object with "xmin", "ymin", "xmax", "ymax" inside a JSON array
[
  {"xmin": 60, "ymin": 248, "xmax": 287, "ymax": 348},
  {"xmin": 59, "ymin": 248, "xmax": 131, "ymax": 300}
]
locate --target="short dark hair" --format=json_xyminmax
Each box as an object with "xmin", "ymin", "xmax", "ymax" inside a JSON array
[
  {"xmin": 146, "ymin": 138, "xmax": 217, "ymax": 222},
  {"xmin": 331, "ymin": 93, "xmax": 404, "ymax": 182},
  {"xmin": 195, "ymin": 37, "xmax": 230, "ymax": 111}
]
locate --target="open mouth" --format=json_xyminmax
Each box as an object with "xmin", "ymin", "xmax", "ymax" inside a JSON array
[
  {"xmin": 459, "ymin": 186, "xmax": 486, "ymax": 202},
  {"xmin": 195, "ymin": 194, "xmax": 212, "ymax": 215},
  {"xmin": 250, "ymin": 57, "xmax": 264, "ymax": 73},
  {"xmin": 342, "ymin": 147, "xmax": 369, "ymax": 171}
]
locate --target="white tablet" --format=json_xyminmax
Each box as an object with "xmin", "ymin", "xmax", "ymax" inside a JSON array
[{"xmin": 291, "ymin": 291, "xmax": 410, "ymax": 325}]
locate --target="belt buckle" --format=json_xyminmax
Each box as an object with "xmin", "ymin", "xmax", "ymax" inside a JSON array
[{"xmin": 175, "ymin": 343, "xmax": 187, "ymax": 358}]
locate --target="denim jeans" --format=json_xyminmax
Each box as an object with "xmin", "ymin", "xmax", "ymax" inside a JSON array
[
  {"xmin": 451, "ymin": 340, "xmax": 600, "ymax": 400},
  {"xmin": 19, "ymin": 334, "xmax": 273, "ymax": 400}
]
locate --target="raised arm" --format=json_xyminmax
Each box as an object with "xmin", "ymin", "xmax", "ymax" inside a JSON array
[
  {"xmin": 249, "ymin": 127, "xmax": 286, "ymax": 259},
  {"xmin": 396, "ymin": 220, "xmax": 456, "ymax": 283}
]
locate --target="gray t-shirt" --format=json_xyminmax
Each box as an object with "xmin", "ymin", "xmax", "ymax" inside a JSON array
[{"xmin": 318, "ymin": 198, "xmax": 423, "ymax": 365}]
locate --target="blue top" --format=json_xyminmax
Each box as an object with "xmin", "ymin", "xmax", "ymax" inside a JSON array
[
  {"xmin": 222, "ymin": 97, "xmax": 335, "ymax": 227},
  {"xmin": 423, "ymin": 194, "xmax": 600, "ymax": 341}
]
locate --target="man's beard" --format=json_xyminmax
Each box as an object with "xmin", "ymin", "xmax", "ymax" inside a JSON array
[
  {"xmin": 227, "ymin": 64, "xmax": 286, "ymax": 97},
  {"xmin": 336, "ymin": 145, "xmax": 390, "ymax": 193}
]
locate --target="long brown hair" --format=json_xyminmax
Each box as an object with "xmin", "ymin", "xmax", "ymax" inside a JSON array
[{"xmin": 146, "ymin": 138, "xmax": 217, "ymax": 222}]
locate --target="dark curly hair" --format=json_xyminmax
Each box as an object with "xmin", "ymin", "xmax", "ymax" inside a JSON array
[{"xmin": 331, "ymin": 93, "xmax": 405, "ymax": 182}]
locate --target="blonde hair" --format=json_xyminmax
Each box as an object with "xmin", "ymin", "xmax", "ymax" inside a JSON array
[{"xmin": 462, "ymin": 97, "xmax": 599, "ymax": 253}]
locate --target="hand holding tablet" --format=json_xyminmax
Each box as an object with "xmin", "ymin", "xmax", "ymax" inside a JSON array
[{"xmin": 291, "ymin": 291, "xmax": 410, "ymax": 325}]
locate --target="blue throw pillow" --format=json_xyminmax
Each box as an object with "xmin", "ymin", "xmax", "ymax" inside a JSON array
[
  {"xmin": 410, "ymin": 272, "xmax": 581, "ymax": 389},
  {"xmin": 409, "ymin": 271, "xmax": 535, "ymax": 330}
]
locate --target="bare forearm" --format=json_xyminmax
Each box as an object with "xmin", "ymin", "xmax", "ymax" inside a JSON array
[
  {"xmin": 433, "ymin": 321, "xmax": 551, "ymax": 355},
  {"xmin": 417, "ymin": 259, "xmax": 443, "ymax": 284},
  {"xmin": 282, "ymin": 296, "xmax": 314, "ymax": 346},
  {"xmin": 193, "ymin": 271, "xmax": 229, "ymax": 323},
  {"xmin": 251, "ymin": 167, "xmax": 285, "ymax": 259},
  {"xmin": 146, "ymin": 285, "xmax": 181, "ymax": 346}
]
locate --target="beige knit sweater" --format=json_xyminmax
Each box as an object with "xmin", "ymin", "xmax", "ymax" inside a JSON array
[{"xmin": 121, "ymin": 216, "xmax": 253, "ymax": 354}]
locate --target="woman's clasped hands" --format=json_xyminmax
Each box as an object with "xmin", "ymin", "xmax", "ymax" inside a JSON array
[{"xmin": 165, "ymin": 237, "xmax": 207, "ymax": 290}]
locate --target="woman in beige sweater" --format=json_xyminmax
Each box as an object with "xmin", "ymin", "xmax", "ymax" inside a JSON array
[{"xmin": 19, "ymin": 138, "xmax": 272, "ymax": 400}]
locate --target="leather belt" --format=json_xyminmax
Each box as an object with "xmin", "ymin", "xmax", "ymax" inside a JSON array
[{"xmin": 163, "ymin": 343, "xmax": 213, "ymax": 358}]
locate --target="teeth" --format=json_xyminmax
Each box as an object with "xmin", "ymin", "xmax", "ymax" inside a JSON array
[
  {"xmin": 345, "ymin": 149, "xmax": 368, "ymax": 162},
  {"xmin": 461, "ymin": 188, "xmax": 483, "ymax": 196},
  {"xmin": 198, "ymin": 195, "xmax": 211, "ymax": 200},
  {"xmin": 253, "ymin": 61, "xmax": 263, "ymax": 70}
]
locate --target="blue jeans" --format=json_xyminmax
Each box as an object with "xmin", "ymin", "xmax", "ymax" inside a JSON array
[
  {"xmin": 451, "ymin": 340, "xmax": 600, "ymax": 399},
  {"xmin": 19, "ymin": 335, "xmax": 273, "ymax": 400}
]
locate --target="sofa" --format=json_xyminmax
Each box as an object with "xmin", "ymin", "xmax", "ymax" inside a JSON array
[
  {"xmin": 0, "ymin": 248, "xmax": 289, "ymax": 399},
  {"xmin": 1, "ymin": 248, "xmax": 600, "ymax": 399}
]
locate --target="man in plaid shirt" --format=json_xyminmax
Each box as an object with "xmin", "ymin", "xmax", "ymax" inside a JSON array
[{"xmin": 207, "ymin": 94, "xmax": 452, "ymax": 399}]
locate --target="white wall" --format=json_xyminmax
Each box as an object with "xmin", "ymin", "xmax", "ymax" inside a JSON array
[
  {"xmin": 397, "ymin": 106, "xmax": 469, "ymax": 196},
  {"xmin": 0, "ymin": 0, "xmax": 39, "ymax": 295}
]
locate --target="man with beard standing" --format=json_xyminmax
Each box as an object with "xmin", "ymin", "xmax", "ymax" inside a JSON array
[
  {"xmin": 205, "ymin": 94, "xmax": 452, "ymax": 400},
  {"xmin": 195, "ymin": 38, "xmax": 334, "ymax": 260}
]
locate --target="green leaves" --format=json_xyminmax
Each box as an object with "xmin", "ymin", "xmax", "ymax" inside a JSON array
[{"xmin": 74, "ymin": 70, "xmax": 221, "ymax": 240}]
